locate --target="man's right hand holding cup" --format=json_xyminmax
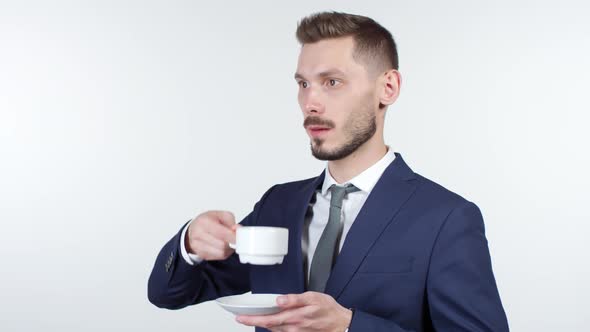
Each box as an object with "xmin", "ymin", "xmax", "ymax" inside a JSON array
[{"xmin": 185, "ymin": 210, "xmax": 238, "ymax": 261}]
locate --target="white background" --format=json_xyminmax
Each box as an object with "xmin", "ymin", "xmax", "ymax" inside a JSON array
[{"xmin": 1, "ymin": 1, "xmax": 589, "ymax": 331}]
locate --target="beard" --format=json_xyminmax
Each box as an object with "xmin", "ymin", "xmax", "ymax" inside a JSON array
[{"xmin": 308, "ymin": 99, "xmax": 377, "ymax": 161}]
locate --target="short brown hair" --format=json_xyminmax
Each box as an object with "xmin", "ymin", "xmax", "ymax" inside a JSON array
[{"xmin": 296, "ymin": 11, "xmax": 398, "ymax": 73}]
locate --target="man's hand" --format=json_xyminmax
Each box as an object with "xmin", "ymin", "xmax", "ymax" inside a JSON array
[
  {"xmin": 236, "ymin": 292, "xmax": 352, "ymax": 332},
  {"xmin": 185, "ymin": 210, "xmax": 238, "ymax": 261}
]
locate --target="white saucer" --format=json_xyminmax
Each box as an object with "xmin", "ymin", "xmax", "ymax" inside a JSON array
[{"xmin": 216, "ymin": 293, "xmax": 282, "ymax": 316}]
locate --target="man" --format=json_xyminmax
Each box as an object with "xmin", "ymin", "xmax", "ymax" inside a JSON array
[{"xmin": 148, "ymin": 11, "xmax": 509, "ymax": 332}]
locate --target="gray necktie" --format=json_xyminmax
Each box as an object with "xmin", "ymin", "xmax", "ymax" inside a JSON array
[{"xmin": 308, "ymin": 183, "xmax": 360, "ymax": 292}]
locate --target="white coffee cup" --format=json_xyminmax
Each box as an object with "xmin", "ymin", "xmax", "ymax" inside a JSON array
[{"xmin": 229, "ymin": 226, "xmax": 289, "ymax": 265}]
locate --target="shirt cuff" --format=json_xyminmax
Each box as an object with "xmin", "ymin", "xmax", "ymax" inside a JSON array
[{"xmin": 180, "ymin": 220, "xmax": 204, "ymax": 265}]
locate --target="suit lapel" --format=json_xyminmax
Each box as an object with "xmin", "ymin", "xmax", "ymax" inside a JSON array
[
  {"xmin": 285, "ymin": 170, "xmax": 325, "ymax": 294},
  {"xmin": 324, "ymin": 153, "xmax": 419, "ymax": 299}
]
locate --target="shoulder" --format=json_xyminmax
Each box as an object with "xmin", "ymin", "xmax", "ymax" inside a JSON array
[
  {"xmin": 276, "ymin": 176, "xmax": 319, "ymax": 189},
  {"xmin": 410, "ymin": 172, "xmax": 481, "ymax": 217},
  {"xmin": 394, "ymin": 172, "xmax": 487, "ymax": 246},
  {"xmin": 249, "ymin": 175, "xmax": 322, "ymax": 210},
  {"xmin": 263, "ymin": 175, "xmax": 320, "ymax": 198}
]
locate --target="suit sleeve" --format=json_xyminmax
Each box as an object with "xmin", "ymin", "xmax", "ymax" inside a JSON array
[
  {"xmin": 147, "ymin": 186, "xmax": 276, "ymax": 309},
  {"xmin": 426, "ymin": 201, "xmax": 509, "ymax": 331},
  {"xmin": 348, "ymin": 309, "xmax": 416, "ymax": 331}
]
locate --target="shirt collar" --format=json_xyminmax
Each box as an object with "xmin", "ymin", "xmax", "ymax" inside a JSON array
[{"xmin": 320, "ymin": 146, "xmax": 396, "ymax": 196}]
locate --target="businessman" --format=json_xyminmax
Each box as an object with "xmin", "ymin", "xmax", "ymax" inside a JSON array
[{"xmin": 148, "ymin": 11, "xmax": 509, "ymax": 332}]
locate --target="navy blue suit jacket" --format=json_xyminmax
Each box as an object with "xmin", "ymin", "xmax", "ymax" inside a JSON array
[{"xmin": 148, "ymin": 153, "xmax": 509, "ymax": 331}]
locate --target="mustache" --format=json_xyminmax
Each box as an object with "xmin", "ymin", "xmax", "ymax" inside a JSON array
[{"xmin": 303, "ymin": 116, "xmax": 335, "ymax": 129}]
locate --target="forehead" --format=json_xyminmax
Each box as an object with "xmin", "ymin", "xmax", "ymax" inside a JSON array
[{"xmin": 296, "ymin": 36, "xmax": 365, "ymax": 79}]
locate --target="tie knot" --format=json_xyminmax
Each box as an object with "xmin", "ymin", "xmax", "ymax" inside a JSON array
[{"xmin": 329, "ymin": 184, "xmax": 359, "ymax": 209}]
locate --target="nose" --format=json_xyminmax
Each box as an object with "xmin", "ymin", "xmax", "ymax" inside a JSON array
[{"xmin": 301, "ymin": 88, "xmax": 325, "ymax": 115}]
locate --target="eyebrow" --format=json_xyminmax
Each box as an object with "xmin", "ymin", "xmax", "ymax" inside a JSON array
[{"xmin": 294, "ymin": 69, "xmax": 347, "ymax": 80}]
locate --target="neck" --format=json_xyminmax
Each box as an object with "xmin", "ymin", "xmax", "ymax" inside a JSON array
[{"xmin": 327, "ymin": 135, "xmax": 387, "ymax": 184}]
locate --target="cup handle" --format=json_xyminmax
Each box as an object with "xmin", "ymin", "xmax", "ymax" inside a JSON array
[{"xmin": 229, "ymin": 242, "xmax": 236, "ymax": 250}]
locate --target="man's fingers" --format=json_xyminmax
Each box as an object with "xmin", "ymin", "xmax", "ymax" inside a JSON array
[
  {"xmin": 186, "ymin": 210, "xmax": 238, "ymax": 260},
  {"xmin": 205, "ymin": 219, "xmax": 236, "ymax": 244},
  {"xmin": 190, "ymin": 241, "xmax": 226, "ymax": 260},
  {"xmin": 197, "ymin": 230, "xmax": 228, "ymax": 250},
  {"xmin": 208, "ymin": 210, "xmax": 236, "ymax": 228},
  {"xmin": 277, "ymin": 292, "xmax": 317, "ymax": 309},
  {"xmin": 236, "ymin": 307, "xmax": 307, "ymax": 328}
]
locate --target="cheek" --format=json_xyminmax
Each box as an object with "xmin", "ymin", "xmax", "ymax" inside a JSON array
[
  {"xmin": 332, "ymin": 100, "xmax": 355, "ymax": 124},
  {"xmin": 297, "ymin": 92, "xmax": 304, "ymax": 110}
]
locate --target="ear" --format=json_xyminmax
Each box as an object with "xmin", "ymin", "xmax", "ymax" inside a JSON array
[{"xmin": 378, "ymin": 69, "xmax": 402, "ymax": 109}]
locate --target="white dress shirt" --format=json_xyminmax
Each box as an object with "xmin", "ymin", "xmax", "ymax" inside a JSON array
[{"xmin": 180, "ymin": 147, "xmax": 397, "ymax": 282}]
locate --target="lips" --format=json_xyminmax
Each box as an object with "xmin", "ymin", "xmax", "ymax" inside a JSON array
[{"xmin": 306, "ymin": 125, "xmax": 332, "ymax": 137}]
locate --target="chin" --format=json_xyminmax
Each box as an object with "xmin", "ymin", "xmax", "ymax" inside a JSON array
[{"xmin": 310, "ymin": 142, "xmax": 345, "ymax": 161}]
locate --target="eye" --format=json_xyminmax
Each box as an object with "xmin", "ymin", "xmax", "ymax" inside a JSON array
[
  {"xmin": 327, "ymin": 79, "xmax": 340, "ymax": 87},
  {"xmin": 298, "ymin": 81, "xmax": 309, "ymax": 88}
]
